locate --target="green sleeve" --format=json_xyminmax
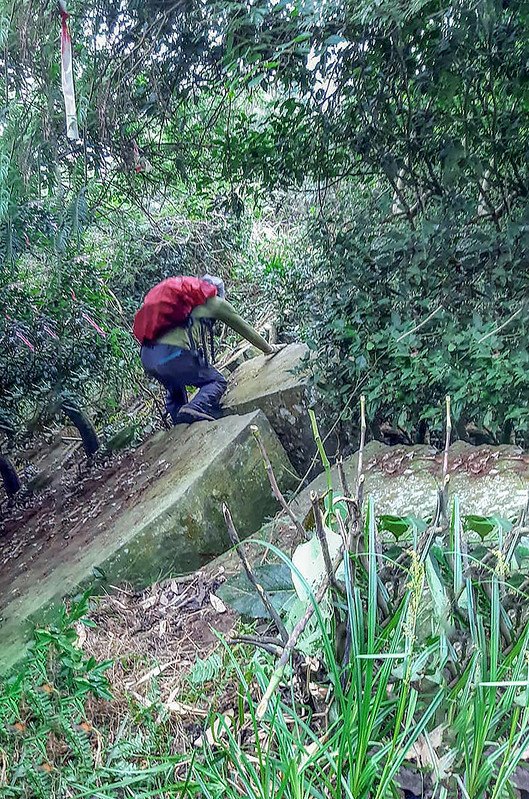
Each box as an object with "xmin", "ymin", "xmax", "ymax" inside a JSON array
[{"xmin": 195, "ymin": 297, "xmax": 273, "ymax": 354}]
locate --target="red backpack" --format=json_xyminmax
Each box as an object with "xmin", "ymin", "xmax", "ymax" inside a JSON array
[{"xmin": 133, "ymin": 276, "xmax": 217, "ymax": 344}]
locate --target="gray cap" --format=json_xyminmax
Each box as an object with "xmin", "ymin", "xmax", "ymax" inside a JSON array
[{"xmin": 202, "ymin": 274, "xmax": 225, "ymax": 299}]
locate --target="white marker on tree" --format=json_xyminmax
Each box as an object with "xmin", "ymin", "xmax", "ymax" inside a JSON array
[{"xmin": 59, "ymin": 1, "xmax": 79, "ymax": 140}]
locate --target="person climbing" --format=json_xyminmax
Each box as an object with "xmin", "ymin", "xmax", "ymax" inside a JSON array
[{"xmin": 133, "ymin": 274, "xmax": 283, "ymax": 425}]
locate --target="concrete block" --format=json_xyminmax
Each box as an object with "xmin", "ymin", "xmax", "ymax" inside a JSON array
[
  {"xmin": 222, "ymin": 343, "xmax": 323, "ymax": 479},
  {"xmin": 292, "ymin": 440, "xmax": 529, "ymax": 521},
  {"xmin": 0, "ymin": 410, "xmax": 297, "ymax": 672}
]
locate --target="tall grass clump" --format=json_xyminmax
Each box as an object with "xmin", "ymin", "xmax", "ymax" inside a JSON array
[{"xmin": 204, "ymin": 403, "xmax": 529, "ymax": 798}]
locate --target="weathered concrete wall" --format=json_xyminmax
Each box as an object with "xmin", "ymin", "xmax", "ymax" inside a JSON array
[
  {"xmin": 202, "ymin": 441, "xmax": 529, "ymax": 590},
  {"xmin": 292, "ymin": 440, "xmax": 529, "ymax": 520},
  {"xmin": 222, "ymin": 343, "xmax": 332, "ymax": 480},
  {"xmin": 0, "ymin": 410, "xmax": 297, "ymax": 672}
]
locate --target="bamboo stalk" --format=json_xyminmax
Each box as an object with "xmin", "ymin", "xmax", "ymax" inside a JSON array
[{"xmin": 309, "ymin": 410, "xmax": 333, "ymax": 515}]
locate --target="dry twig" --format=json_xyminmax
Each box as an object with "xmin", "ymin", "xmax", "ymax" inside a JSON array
[
  {"xmin": 251, "ymin": 425, "xmax": 307, "ymax": 542},
  {"xmin": 311, "ymin": 491, "xmax": 338, "ymax": 591},
  {"xmin": 223, "ymin": 504, "xmax": 289, "ymax": 643},
  {"xmin": 257, "ymin": 545, "xmax": 344, "ymax": 720},
  {"xmin": 356, "ymin": 395, "xmax": 367, "ymax": 509},
  {"xmin": 442, "ymin": 395, "xmax": 451, "ymax": 486}
]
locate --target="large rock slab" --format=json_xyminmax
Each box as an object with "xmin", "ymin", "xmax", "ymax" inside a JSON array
[
  {"xmin": 292, "ymin": 441, "xmax": 529, "ymax": 521},
  {"xmin": 222, "ymin": 343, "xmax": 327, "ymax": 480},
  {"xmin": 0, "ymin": 410, "xmax": 297, "ymax": 672}
]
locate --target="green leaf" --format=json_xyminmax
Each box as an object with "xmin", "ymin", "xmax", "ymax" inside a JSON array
[
  {"xmin": 188, "ymin": 653, "xmax": 223, "ymax": 686},
  {"xmin": 293, "ymin": 32, "xmax": 311, "ymax": 43},
  {"xmin": 425, "ymin": 556, "xmax": 450, "ymax": 625},
  {"xmin": 378, "ymin": 515, "xmax": 426, "ymax": 540},
  {"xmin": 216, "ymin": 563, "xmax": 295, "ymax": 618},
  {"xmin": 325, "ymin": 34, "xmax": 348, "ymax": 46},
  {"xmin": 463, "ymin": 515, "xmax": 510, "ymax": 540}
]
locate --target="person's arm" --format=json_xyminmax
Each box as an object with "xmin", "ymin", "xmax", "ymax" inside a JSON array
[{"xmin": 196, "ymin": 296, "xmax": 275, "ymax": 354}]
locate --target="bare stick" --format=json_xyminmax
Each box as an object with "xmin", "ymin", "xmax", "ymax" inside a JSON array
[
  {"xmin": 337, "ymin": 457, "xmax": 351, "ymax": 499},
  {"xmin": 311, "ymin": 491, "xmax": 337, "ymax": 590},
  {"xmin": 223, "ymin": 504, "xmax": 289, "ymax": 643},
  {"xmin": 232, "ymin": 634, "xmax": 285, "ymax": 646},
  {"xmin": 356, "ymin": 395, "xmax": 366, "ymax": 503},
  {"xmin": 396, "ymin": 305, "xmax": 443, "ymax": 342},
  {"xmin": 442, "ymin": 396, "xmax": 452, "ymax": 479},
  {"xmin": 478, "ymin": 306, "xmax": 524, "ymax": 343},
  {"xmin": 251, "ymin": 425, "xmax": 307, "ymax": 542},
  {"xmin": 229, "ymin": 637, "xmax": 284, "ymax": 656},
  {"xmin": 257, "ymin": 546, "xmax": 344, "ymax": 720},
  {"xmin": 442, "ymin": 396, "xmax": 451, "ymax": 516},
  {"xmin": 337, "ymin": 457, "xmax": 359, "ymax": 538}
]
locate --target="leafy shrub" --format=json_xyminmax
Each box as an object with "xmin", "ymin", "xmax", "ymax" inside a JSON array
[
  {"xmin": 0, "ymin": 593, "xmax": 113, "ymax": 797},
  {"xmin": 296, "ymin": 193, "xmax": 529, "ymax": 447}
]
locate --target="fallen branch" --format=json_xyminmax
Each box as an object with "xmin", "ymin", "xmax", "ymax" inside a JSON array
[
  {"xmin": 257, "ymin": 545, "xmax": 344, "ymax": 720},
  {"xmin": 223, "ymin": 504, "xmax": 289, "ymax": 643}
]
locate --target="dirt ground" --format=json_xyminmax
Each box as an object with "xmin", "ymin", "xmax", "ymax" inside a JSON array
[{"xmin": 74, "ymin": 569, "xmax": 272, "ymax": 760}]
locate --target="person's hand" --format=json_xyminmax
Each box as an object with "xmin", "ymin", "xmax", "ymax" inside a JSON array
[{"xmin": 266, "ymin": 343, "xmax": 287, "ymax": 358}]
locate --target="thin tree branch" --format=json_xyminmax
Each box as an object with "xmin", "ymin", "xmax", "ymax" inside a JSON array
[
  {"xmin": 356, "ymin": 394, "xmax": 366, "ymax": 508},
  {"xmin": 257, "ymin": 545, "xmax": 344, "ymax": 720},
  {"xmin": 311, "ymin": 491, "xmax": 338, "ymax": 591},
  {"xmin": 396, "ymin": 306, "xmax": 443, "ymax": 342},
  {"xmin": 478, "ymin": 306, "xmax": 524, "ymax": 343},
  {"xmin": 223, "ymin": 504, "xmax": 289, "ymax": 643},
  {"xmin": 251, "ymin": 425, "xmax": 307, "ymax": 542}
]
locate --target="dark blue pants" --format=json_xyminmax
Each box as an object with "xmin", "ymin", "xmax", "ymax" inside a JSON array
[{"xmin": 140, "ymin": 344, "xmax": 227, "ymax": 423}]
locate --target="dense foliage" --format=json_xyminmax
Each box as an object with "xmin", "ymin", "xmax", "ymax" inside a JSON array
[
  {"xmin": 300, "ymin": 196, "xmax": 529, "ymax": 445},
  {"xmin": 1, "ymin": 0, "xmax": 528, "ymax": 446}
]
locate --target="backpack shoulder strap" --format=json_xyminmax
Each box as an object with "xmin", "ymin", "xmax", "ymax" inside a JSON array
[
  {"xmin": 199, "ymin": 318, "xmax": 216, "ymax": 365},
  {"xmin": 184, "ymin": 316, "xmax": 197, "ymax": 353}
]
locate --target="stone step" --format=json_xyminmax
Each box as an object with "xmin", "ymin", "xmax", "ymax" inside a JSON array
[
  {"xmin": 222, "ymin": 343, "xmax": 334, "ymax": 480},
  {"xmin": 0, "ymin": 410, "xmax": 297, "ymax": 672},
  {"xmin": 201, "ymin": 442, "xmax": 529, "ymax": 590}
]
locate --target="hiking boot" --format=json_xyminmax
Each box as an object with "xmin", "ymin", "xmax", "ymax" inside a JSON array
[{"xmin": 175, "ymin": 406, "xmax": 216, "ymax": 424}]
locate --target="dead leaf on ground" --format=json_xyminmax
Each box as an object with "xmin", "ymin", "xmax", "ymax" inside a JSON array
[
  {"xmin": 210, "ymin": 594, "xmax": 227, "ymax": 613},
  {"xmin": 404, "ymin": 723, "xmax": 445, "ymax": 768}
]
